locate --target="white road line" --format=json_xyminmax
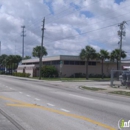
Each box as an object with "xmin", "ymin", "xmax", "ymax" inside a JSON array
[
  {"xmin": 47, "ymin": 103, "xmax": 55, "ymax": 107},
  {"xmin": 69, "ymin": 94, "xmax": 93, "ymax": 100},
  {"xmin": 26, "ymin": 95, "xmax": 31, "ymax": 97},
  {"xmin": 10, "ymin": 88, "xmax": 12, "ymax": 89},
  {"xmin": 19, "ymin": 92, "xmax": 23, "ymax": 94},
  {"xmin": 61, "ymin": 109, "xmax": 70, "ymax": 113},
  {"xmin": 35, "ymin": 98, "xmax": 40, "ymax": 101}
]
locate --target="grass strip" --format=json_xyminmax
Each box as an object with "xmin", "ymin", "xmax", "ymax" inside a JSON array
[
  {"xmin": 81, "ymin": 86, "xmax": 106, "ymax": 91},
  {"xmin": 109, "ymin": 91, "xmax": 130, "ymax": 96}
]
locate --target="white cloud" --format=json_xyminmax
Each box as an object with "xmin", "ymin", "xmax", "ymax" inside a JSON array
[{"xmin": 0, "ymin": 0, "xmax": 130, "ymax": 59}]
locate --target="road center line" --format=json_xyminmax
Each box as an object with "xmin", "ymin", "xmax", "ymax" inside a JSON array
[
  {"xmin": 69, "ymin": 94, "xmax": 93, "ymax": 100},
  {"xmin": 0, "ymin": 95, "xmax": 116, "ymax": 130},
  {"xmin": 19, "ymin": 92, "xmax": 22, "ymax": 94},
  {"xmin": 61, "ymin": 108, "xmax": 70, "ymax": 113},
  {"xmin": 26, "ymin": 95, "xmax": 31, "ymax": 97},
  {"xmin": 47, "ymin": 103, "xmax": 55, "ymax": 107}
]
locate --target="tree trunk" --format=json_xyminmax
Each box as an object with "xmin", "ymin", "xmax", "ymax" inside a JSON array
[
  {"xmin": 101, "ymin": 59, "xmax": 104, "ymax": 79},
  {"xmin": 86, "ymin": 60, "xmax": 89, "ymax": 80},
  {"xmin": 11, "ymin": 63, "xmax": 12, "ymax": 75}
]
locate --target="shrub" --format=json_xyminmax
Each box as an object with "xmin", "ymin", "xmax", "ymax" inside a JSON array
[
  {"xmin": 12, "ymin": 72, "xmax": 30, "ymax": 77},
  {"xmin": 0, "ymin": 71, "xmax": 5, "ymax": 74},
  {"xmin": 41, "ymin": 65, "xmax": 58, "ymax": 78}
]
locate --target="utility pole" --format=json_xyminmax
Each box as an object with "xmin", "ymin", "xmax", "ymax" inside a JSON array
[
  {"xmin": 39, "ymin": 17, "xmax": 45, "ymax": 80},
  {"xmin": 0, "ymin": 41, "xmax": 1, "ymax": 56},
  {"xmin": 14, "ymin": 45, "xmax": 16, "ymax": 55},
  {"xmin": 118, "ymin": 21, "xmax": 127, "ymax": 70},
  {"xmin": 21, "ymin": 26, "xmax": 26, "ymax": 59}
]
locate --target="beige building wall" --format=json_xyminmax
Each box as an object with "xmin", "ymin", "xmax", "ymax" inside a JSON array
[
  {"xmin": 57, "ymin": 62, "xmax": 117, "ymax": 77},
  {"xmin": 18, "ymin": 56, "xmax": 130, "ymax": 78}
]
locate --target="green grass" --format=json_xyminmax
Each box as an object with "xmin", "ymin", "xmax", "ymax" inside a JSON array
[
  {"xmin": 81, "ymin": 86, "xmax": 106, "ymax": 91},
  {"xmin": 109, "ymin": 91, "xmax": 130, "ymax": 96},
  {"xmin": 32, "ymin": 77, "xmax": 110, "ymax": 81}
]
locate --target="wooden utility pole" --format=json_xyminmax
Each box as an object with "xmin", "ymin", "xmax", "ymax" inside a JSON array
[{"xmin": 39, "ymin": 17, "xmax": 45, "ymax": 80}]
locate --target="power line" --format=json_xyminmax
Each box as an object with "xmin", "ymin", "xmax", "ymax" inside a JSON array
[
  {"xmin": 46, "ymin": 2, "xmax": 130, "ymax": 25},
  {"xmin": 44, "ymin": 19, "xmax": 130, "ymax": 44}
]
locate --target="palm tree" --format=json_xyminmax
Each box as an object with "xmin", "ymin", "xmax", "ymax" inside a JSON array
[
  {"xmin": 32, "ymin": 46, "xmax": 47, "ymax": 59},
  {"xmin": 6, "ymin": 55, "xmax": 12, "ymax": 74},
  {"xmin": 110, "ymin": 49, "xmax": 126, "ymax": 70},
  {"xmin": 97, "ymin": 49, "xmax": 109, "ymax": 79},
  {"xmin": 32, "ymin": 46, "xmax": 47, "ymax": 79},
  {"xmin": 0, "ymin": 54, "xmax": 8, "ymax": 73},
  {"xmin": 79, "ymin": 45, "xmax": 96, "ymax": 79},
  {"xmin": 15, "ymin": 55, "xmax": 22, "ymax": 68},
  {"xmin": 23, "ymin": 56, "xmax": 31, "ymax": 60}
]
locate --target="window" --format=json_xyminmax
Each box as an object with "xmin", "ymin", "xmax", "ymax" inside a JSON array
[
  {"xmin": 88, "ymin": 61, "xmax": 96, "ymax": 66},
  {"xmin": 52, "ymin": 60, "xmax": 60, "ymax": 65},
  {"xmin": 75, "ymin": 61, "xmax": 80, "ymax": 65},
  {"xmin": 43, "ymin": 61, "xmax": 51, "ymax": 65},
  {"xmin": 64, "ymin": 61, "xmax": 70, "ymax": 65},
  {"xmin": 70, "ymin": 61, "xmax": 74, "ymax": 65},
  {"xmin": 80, "ymin": 61, "xmax": 85, "ymax": 65}
]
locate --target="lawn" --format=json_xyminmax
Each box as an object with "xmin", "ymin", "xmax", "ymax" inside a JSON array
[
  {"xmin": 32, "ymin": 77, "xmax": 110, "ymax": 81},
  {"xmin": 81, "ymin": 86, "xmax": 106, "ymax": 91},
  {"xmin": 109, "ymin": 91, "xmax": 130, "ymax": 96}
]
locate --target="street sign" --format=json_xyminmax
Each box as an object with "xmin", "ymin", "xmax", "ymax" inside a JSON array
[{"xmin": 60, "ymin": 60, "xmax": 63, "ymax": 64}]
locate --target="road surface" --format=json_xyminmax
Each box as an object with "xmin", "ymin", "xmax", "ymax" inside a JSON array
[{"xmin": 0, "ymin": 75, "xmax": 130, "ymax": 130}]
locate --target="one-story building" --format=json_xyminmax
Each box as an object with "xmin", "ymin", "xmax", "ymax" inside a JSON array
[{"xmin": 17, "ymin": 55, "xmax": 130, "ymax": 77}]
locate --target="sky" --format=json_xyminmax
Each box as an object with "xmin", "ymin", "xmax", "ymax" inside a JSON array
[{"xmin": 0, "ymin": 0, "xmax": 130, "ymax": 59}]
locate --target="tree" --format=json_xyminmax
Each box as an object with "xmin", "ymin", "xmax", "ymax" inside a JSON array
[
  {"xmin": 97, "ymin": 49, "xmax": 109, "ymax": 79},
  {"xmin": 41, "ymin": 65, "xmax": 58, "ymax": 78},
  {"xmin": 0, "ymin": 54, "xmax": 8, "ymax": 73},
  {"xmin": 32, "ymin": 46, "xmax": 47, "ymax": 79},
  {"xmin": 79, "ymin": 45, "xmax": 96, "ymax": 79},
  {"xmin": 23, "ymin": 56, "xmax": 31, "ymax": 60},
  {"xmin": 0, "ymin": 54, "xmax": 8, "ymax": 65},
  {"xmin": 110, "ymin": 49, "xmax": 126, "ymax": 70},
  {"xmin": 15, "ymin": 55, "xmax": 22, "ymax": 67},
  {"xmin": 32, "ymin": 46, "xmax": 47, "ymax": 58}
]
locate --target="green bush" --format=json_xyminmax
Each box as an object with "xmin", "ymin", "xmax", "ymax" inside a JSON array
[
  {"xmin": 12, "ymin": 72, "xmax": 30, "ymax": 77},
  {"xmin": 41, "ymin": 65, "xmax": 58, "ymax": 78},
  {"xmin": 0, "ymin": 71, "xmax": 5, "ymax": 74}
]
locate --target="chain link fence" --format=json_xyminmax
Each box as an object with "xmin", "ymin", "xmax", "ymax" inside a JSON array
[{"xmin": 110, "ymin": 70, "xmax": 130, "ymax": 88}]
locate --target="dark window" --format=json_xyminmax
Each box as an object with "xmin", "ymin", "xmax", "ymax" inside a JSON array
[
  {"xmin": 88, "ymin": 61, "xmax": 96, "ymax": 66},
  {"xmin": 64, "ymin": 61, "xmax": 70, "ymax": 65},
  {"xmin": 52, "ymin": 60, "xmax": 60, "ymax": 65},
  {"xmin": 80, "ymin": 61, "xmax": 85, "ymax": 65},
  {"xmin": 43, "ymin": 61, "xmax": 51, "ymax": 65},
  {"xmin": 70, "ymin": 61, "xmax": 74, "ymax": 65},
  {"xmin": 75, "ymin": 61, "xmax": 80, "ymax": 65}
]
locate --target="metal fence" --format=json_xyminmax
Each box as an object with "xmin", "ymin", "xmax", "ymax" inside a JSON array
[{"xmin": 110, "ymin": 70, "xmax": 130, "ymax": 88}]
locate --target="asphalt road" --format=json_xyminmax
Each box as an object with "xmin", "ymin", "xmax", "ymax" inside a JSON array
[{"xmin": 0, "ymin": 76, "xmax": 130, "ymax": 130}]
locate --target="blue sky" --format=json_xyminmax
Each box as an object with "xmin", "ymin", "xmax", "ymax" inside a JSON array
[{"xmin": 115, "ymin": 0, "xmax": 125, "ymax": 4}]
